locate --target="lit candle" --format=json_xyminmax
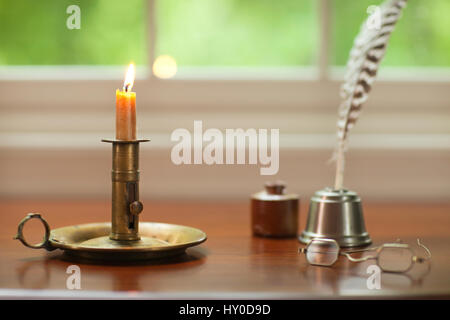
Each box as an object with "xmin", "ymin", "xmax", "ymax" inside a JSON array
[{"xmin": 116, "ymin": 63, "xmax": 136, "ymax": 140}]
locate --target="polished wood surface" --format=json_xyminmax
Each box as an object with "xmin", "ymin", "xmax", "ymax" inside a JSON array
[{"xmin": 0, "ymin": 200, "xmax": 449, "ymax": 299}]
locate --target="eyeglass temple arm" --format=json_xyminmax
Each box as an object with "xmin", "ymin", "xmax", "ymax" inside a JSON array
[{"xmin": 415, "ymin": 238, "xmax": 432, "ymax": 262}]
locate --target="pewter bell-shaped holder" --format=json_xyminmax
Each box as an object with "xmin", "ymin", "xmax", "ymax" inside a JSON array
[{"xmin": 299, "ymin": 188, "xmax": 371, "ymax": 248}]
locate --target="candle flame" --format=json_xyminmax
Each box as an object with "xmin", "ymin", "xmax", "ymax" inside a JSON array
[{"xmin": 123, "ymin": 63, "xmax": 135, "ymax": 92}]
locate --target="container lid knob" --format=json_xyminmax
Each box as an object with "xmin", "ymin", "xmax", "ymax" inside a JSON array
[{"xmin": 264, "ymin": 181, "xmax": 286, "ymax": 195}]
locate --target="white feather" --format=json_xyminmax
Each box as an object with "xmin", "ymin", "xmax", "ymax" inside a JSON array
[{"xmin": 334, "ymin": 0, "xmax": 407, "ymax": 190}]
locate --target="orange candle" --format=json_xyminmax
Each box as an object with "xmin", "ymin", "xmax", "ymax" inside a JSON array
[{"xmin": 116, "ymin": 63, "xmax": 136, "ymax": 140}]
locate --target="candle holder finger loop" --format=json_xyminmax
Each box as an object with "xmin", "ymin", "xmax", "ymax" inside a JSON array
[{"xmin": 14, "ymin": 213, "xmax": 54, "ymax": 251}]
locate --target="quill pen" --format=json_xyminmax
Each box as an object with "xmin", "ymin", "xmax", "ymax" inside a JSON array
[{"xmin": 334, "ymin": 0, "xmax": 407, "ymax": 190}]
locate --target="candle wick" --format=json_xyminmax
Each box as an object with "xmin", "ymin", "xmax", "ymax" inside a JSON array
[{"xmin": 123, "ymin": 83, "xmax": 130, "ymax": 92}]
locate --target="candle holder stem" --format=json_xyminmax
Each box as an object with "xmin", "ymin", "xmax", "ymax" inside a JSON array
[{"xmin": 102, "ymin": 139, "xmax": 149, "ymax": 241}]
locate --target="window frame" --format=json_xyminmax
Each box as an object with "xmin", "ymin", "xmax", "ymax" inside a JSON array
[{"xmin": 0, "ymin": 0, "xmax": 449, "ymax": 116}]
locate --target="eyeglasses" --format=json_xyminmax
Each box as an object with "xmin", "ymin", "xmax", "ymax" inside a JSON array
[{"xmin": 299, "ymin": 238, "xmax": 431, "ymax": 273}]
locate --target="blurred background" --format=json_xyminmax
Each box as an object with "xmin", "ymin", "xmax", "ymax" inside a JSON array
[
  {"xmin": 0, "ymin": 0, "xmax": 449, "ymax": 201},
  {"xmin": 1, "ymin": 0, "xmax": 449, "ymax": 66}
]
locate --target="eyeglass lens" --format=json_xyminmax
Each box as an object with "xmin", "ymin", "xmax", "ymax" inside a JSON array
[
  {"xmin": 378, "ymin": 247, "xmax": 413, "ymax": 272},
  {"xmin": 306, "ymin": 239, "xmax": 339, "ymax": 266}
]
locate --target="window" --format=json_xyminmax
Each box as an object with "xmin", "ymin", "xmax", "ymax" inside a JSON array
[
  {"xmin": 1, "ymin": 0, "xmax": 449, "ymax": 75},
  {"xmin": 0, "ymin": 0, "xmax": 147, "ymax": 65},
  {"xmin": 332, "ymin": 0, "xmax": 450, "ymax": 67},
  {"xmin": 156, "ymin": 0, "xmax": 318, "ymax": 67},
  {"xmin": 0, "ymin": 0, "xmax": 448, "ymax": 200}
]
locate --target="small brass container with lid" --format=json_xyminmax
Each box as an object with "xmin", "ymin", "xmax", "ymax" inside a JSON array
[{"xmin": 251, "ymin": 182, "xmax": 299, "ymax": 238}]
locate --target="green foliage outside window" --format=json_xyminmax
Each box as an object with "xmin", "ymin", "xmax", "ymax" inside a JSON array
[{"xmin": 0, "ymin": 0, "xmax": 448, "ymax": 67}]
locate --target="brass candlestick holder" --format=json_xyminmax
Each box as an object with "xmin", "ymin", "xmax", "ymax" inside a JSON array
[{"xmin": 14, "ymin": 138, "xmax": 207, "ymax": 262}]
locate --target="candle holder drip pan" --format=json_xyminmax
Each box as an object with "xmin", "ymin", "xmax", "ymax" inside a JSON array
[{"xmin": 15, "ymin": 215, "xmax": 206, "ymax": 262}]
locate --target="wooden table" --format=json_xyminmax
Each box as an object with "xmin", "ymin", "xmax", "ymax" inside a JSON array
[{"xmin": 0, "ymin": 200, "xmax": 449, "ymax": 299}]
